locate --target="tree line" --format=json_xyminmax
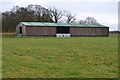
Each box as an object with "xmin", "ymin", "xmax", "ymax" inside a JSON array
[{"xmin": 2, "ymin": 4, "xmax": 99, "ymax": 32}]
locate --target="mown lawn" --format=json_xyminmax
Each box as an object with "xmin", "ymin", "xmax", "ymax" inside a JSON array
[{"xmin": 2, "ymin": 37, "xmax": 118, "ymax": 78}]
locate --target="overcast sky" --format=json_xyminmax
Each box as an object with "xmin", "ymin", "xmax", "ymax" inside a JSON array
[{"xmin": 0, "ymin": 0, "xmax": 119, "ymax": 31}]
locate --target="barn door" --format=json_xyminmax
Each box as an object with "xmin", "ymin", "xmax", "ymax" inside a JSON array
[{"xmin": 19, "ymin": 27, "xmax": 22, "ymax": 34}]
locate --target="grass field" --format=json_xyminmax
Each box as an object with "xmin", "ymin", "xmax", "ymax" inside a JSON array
[{"xmin": 2, "ymin": 36, "xmax": 118, "ymax": 78}]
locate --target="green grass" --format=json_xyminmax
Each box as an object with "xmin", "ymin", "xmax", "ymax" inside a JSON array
[{"xmin": 2, "ymin": 36, "xmax": 118, "ymax": 78}]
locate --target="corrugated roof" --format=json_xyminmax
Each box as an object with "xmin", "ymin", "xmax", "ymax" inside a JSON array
[
  {"xmin": 58, "ymin": 23, "xmax": 73, "ymax": 26},
  {"xmin": 71, "ymin": 24, "xmax": 86, "ymax": 27},
  {"xmin": 21, "ymin": 22, "xmax": 47, "ymax": 26},
  {"xmin": 30, "ymin": 22, "xmax": 47, "ymax": 26},
  {"xmin": 21, "ymin": 22, "xmax": 32, "ymax": 26},
  {"xmin": 20, "ymin": 22, "xmax": 108, "ymax": 27},
  {"xmin": 44, "ymin": 23, "xmax": 61, "ymax": 26}
]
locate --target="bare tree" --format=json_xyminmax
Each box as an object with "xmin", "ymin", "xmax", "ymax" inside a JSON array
[
  {"xmin": 64, "ymin": 11, "xmax": 76, "ymax": 23},
  {"xmin": 79, "ymin": 20, "xmax": 87, "ymax": 24},
  {"xmin": 49, "ymin": 7, "xmax": 63, "ymax": 23},
  {"xmin": 34, "ymin": 5, "xmax": 53, "ymax": 22},
  {"xmin": 79, "ymin": 17, "xmax": 99, "ymax": 24},
  {"xmin": 85, "ymin": 17, "xmax": 98, "ymax": 24}
]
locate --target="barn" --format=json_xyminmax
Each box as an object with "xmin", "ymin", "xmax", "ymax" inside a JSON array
[{"xmin": 16, "ymin": 22, "xmax": 109, "ymax": 37}]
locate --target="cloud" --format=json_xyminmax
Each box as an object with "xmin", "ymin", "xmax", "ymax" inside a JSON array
[
  {"xmin": 0, "ymin": 0, "xmax": 118, "ymax": 31},
  {"xmin": 0, "ymin": 0, "xmax": 119, "ymax": 2}
]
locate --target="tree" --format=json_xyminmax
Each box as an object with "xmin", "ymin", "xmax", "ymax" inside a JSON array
[
  {"xmin": 78, "ymin": 17, "xmax": 99, "ymax": 24},
  {"xmin": 85, "ymin": 17, "xmax": 98, "ymax": 24},
  {"xmin": 2, "ymin": 5, "xmax": 54, "ymax": 32},
  {"xmin": 34, "ymin": 5, "xmax": 53, "ymax": 22},
  {"xmin": 78, "ymin": 20, "xmax": 87, "ymax": 24},
  {"xmin": 49, "ymin": 7, "xmax": 63, "ymax": 23},
  {"xmin": 64, "ymin": 11, "xmax": 76, "ymax": 23},
  {"xmin": 16, "ymin": 7, "xmax": 35, "ymax": 21}
]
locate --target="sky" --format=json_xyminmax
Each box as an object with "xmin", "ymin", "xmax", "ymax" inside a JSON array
[{"xmin": 0, "ymin": 0, "xmax": 119, "ymax": 31}]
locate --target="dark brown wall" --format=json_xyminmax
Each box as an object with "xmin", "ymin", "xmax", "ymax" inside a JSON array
[
  {"xmin": 95, "ymin": 27, "xmax": 109, "ymax": 36},
  {"xmin": 70, "ymin": 27, "xmax": 109, "ymax": 37},
  {"xmin": 25, "ymin": 26, "xmax": 109, "ymax": 37},
  {"xmin": 26, "ymin": 26, "xmax": 56, "ymax": 36}
]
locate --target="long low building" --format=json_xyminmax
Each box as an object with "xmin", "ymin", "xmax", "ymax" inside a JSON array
[{"xmin": 16, "ymin": 22, "xmax": 109, "ymax": 37}]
